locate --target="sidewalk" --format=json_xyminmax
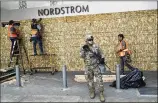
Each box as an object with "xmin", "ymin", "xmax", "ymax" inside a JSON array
[{"xmin": 1, "ymin": 71, "xmax": 157, "ymax": 102}]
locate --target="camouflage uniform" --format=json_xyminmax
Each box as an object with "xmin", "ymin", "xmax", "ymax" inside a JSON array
[{"xmin": 80, "ymin": 43, "xmax": 104, "ymax": 94}]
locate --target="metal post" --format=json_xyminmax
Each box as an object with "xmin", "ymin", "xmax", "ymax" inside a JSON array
[
  {"xmin": 116, "ymin": 64, "xmax": 120, "ymax": 89},
  {"xmin": 62, "ymin": 65, "xmax": 67, "ymax": 88},
  {"xmin": 15, "ymin": 65, "xmax": 21, "ymax": 87}
]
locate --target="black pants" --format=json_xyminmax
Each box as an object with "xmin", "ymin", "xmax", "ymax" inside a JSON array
[
  {"xmin": 120, "ymin": 56, "xmax": 135, "ymax": 74},
  {"xmin": 31, "ymin": 36, "xmax": 44, "ymax": 55},
  {"xmin": 10, "ymin": 37, "xmax": 18, "ymax": 61},
  {"xmin": 10, "ymin": 37, "xmax": 18, "ymax": 53}
]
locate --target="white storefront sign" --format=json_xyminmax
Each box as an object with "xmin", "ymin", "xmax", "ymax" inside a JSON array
[{"xmin": 1, "ymin": 1, "xmax": 157, "ymax": 22}]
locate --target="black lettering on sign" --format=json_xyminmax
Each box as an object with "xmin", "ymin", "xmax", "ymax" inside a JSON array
[
  {"xmin": 38, "ymin": 5, "xmax": 89, "ymax": 16},
  {"xmin": 82, "ymin": 5, "xmax": 89, "ymax": 12},
  {"xmin": 55, "ymin": 8, "xmax": 60, "ymax": 15},
  {"xmin": 61, "ymin": 7, "xmax": 65, "ymax": 14},
  {"xmin": 44, "ymin": 9, "xmax": 49, "ymax": 16},
  {"xmin": 50, "ymin": 8, "xmax": 54, "ymax": 15},
  {"xmin": 38, "ymin": 9, "xmax": 44, "ymax": 16},
  {"xmin": 76, "ymin": 6, "xmax": 81, "ymax": 13},
  {"xmin": 65, "ymin": 7, "xmax": 69, "ymax": 14},
  {"xmin": 71, "ymin": 6, "xmax": 75, "ymax": 13}
]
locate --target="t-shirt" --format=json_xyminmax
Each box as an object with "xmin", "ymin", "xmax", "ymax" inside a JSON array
[
  {"xmin": 121, "ymin": 40, "xmax": 126, "ymax": 49},
  {"xmin": 31, "ymin": 23, "xmax": 42, "ymax": 37}
]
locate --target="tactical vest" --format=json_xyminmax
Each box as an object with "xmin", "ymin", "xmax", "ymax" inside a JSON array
[{"xmin": 84, "ymin": 51, "xmax": 100, "ymax": 66}]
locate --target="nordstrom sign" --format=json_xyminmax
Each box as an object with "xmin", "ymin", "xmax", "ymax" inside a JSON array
[{"xmin": 38, "ymin": 5, "xmax": 89, "ymax": 16}]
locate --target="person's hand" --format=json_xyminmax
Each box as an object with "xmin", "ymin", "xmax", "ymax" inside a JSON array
[
  {"xmin": 30, "ymin": 38, "xmax": 32, "ymax": 42},
  {"xmin": 83, "ymin": 45, "xmax": 90, "ymax": 51},
  {"xmin": 38, "ymin": 18, "xmax": 42, "ymax": 23},
  {"xmin": 39, "ymin": 18, "xmax": 42, "ymax": 21},
  {"xmin": 100, "ymin": 58, "xmax": 105, "ymax": 64}
]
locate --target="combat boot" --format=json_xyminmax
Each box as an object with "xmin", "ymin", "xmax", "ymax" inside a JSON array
[
  {"xmin": 99, "ymin": 91, "xmax": 105, "ymax": 102},
  {"xmin": 89, "ymin": 89, "xmax": 95, "ymax": 99}
]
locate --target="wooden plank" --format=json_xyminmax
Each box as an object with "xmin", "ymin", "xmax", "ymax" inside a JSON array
[
  {"xmin": 0, "ymin": 76, "xmax": 16, "ymax": 83},
  {"xmin": 0, "ymin": 67, "xmax": 15, "ymax": 72},
  {"xmin": 0, "ymin": 72, "xmax": 16, "ymax": 79},
  {"xmin": 31, "ymin": 67, "xmax": 53, "ymax": 69},
  {"xmin": 74, "ymin": 75, "xmax": 126, "ymax": 82},
  {"xmin": 29, "ymin": 54, "xmax": 56, "ymax": 56},
  {"xmin": 111, "ymin": 71, "xmax": 116, "ymax": 73}
]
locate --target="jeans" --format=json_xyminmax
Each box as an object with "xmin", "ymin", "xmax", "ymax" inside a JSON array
[
  {"xmin": 120, "ymin": 56, "xmax": 135, "ymax": 74},
  {"xmin": 31, "ymin": 37, "xmax": 44, "ymax": 55}
]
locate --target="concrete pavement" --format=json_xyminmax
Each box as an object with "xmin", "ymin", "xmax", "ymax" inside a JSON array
[{"xmin": 1, "ymin": 71, "xmax": 157, "ymax": 102}]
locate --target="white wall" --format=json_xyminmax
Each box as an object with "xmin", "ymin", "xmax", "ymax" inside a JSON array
[
  {"xmin": 1, "ymin": 9, "xmax": 10, "ymax": 22},
  {"xmin": 1, "ymin": 1, "xmax": 157, "ymax": 22},
  {"xmin": 1, "ymin": 1, "xmax": 86, "ymax": 10}
]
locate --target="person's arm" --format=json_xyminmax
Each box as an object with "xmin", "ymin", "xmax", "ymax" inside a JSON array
[
  {"xmin": 37, "ymin": 18, "xmax": 42, "ymax": 23},
  {"xmin": 80, "ymin": 46, "xmax": 86, "ymax": 58},
  {"xmin": 98, "ymin": 46, "xmax": 107, "ymax": 64},
  {"xmin": 120, "ymin": 41, "xmax": 126, "ymax": 51},
  {"xmin": 37, "ymin": 24, "xmax": 42, "ymax": 38},
  {"xmin": 37, "ymin": 24, "xmax": 41, "ymax": 31},
  {"xmin": 97, "ymin": 46, "xmax": 104, "ymax": 58},
  {"xmin": 116, "ymin": 41, "xmax": 126, "ymax": 53},
  {"xmin": 93, "ymin": 45, "xmax": 106, "ymax": 64}
]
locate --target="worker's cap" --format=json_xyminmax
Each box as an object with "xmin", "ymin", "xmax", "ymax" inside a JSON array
[{"xmin": 9, "ymin": 20, "xmax": 14, "ymax": 25}]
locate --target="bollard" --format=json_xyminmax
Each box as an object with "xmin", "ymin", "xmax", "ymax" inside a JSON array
[
  {"xmin": 62, "ymin": 65, "xmax": 67, "ymax": 88},
  {"xmin": 15, "ymin": 65, "xmax": 21, "ymax": 87},
  {"xmin": 116, "ymin": 64, "xmax": 120, "ymax": 89}
]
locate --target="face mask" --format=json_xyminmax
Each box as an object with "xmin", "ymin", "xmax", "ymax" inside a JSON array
[{"xmin": 88, "ymin": 41, "xmax": 93, "ymax": 45}]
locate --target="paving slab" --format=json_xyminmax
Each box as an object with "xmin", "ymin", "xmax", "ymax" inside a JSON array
[{"xmin": 1, "ymin": 71, "xmax": 157, "ymax": 102}]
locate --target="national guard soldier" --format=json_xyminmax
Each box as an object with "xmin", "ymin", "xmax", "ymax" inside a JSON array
[{"xmin": 80, "ymin": 34, "xmax": 105, "ymax": 102}]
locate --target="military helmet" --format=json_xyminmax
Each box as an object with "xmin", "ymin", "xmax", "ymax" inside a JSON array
[{"xmin": 85, "ymin": 34, "xmax": 94, "ymax": 41}]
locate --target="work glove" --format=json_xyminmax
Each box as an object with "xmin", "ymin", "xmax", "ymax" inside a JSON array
[
  {"xmin": 100, "ymin": 58, "xmax": 105, "ymax": 64},
  {"xmin": 83, "ymin": 45, "xmax": 90, "ymax": 52},
  {"xmin": 30, "ymin": 37, "xmax": 32, "ymax": 42}
]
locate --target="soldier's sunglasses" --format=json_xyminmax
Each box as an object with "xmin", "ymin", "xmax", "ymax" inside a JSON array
[{"xmin": 87, "ymin": 39, "xmax": 93, "ymax": 41}]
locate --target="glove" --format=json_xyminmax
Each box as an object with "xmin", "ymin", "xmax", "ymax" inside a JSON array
[
  {"xmin": 100, "ymin": 58, "xmax": 105, "ymax": 64},
  {"xmin": 83, "ymin": 45, "xmax": 90, "ymax": 52},
  {"xmin": 39, "ymin": 18, "xmax": 42, "ymax": 21},
  {"xmin": 30, "ymin": 37, "xmax": 32, "ymax": 42}
]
